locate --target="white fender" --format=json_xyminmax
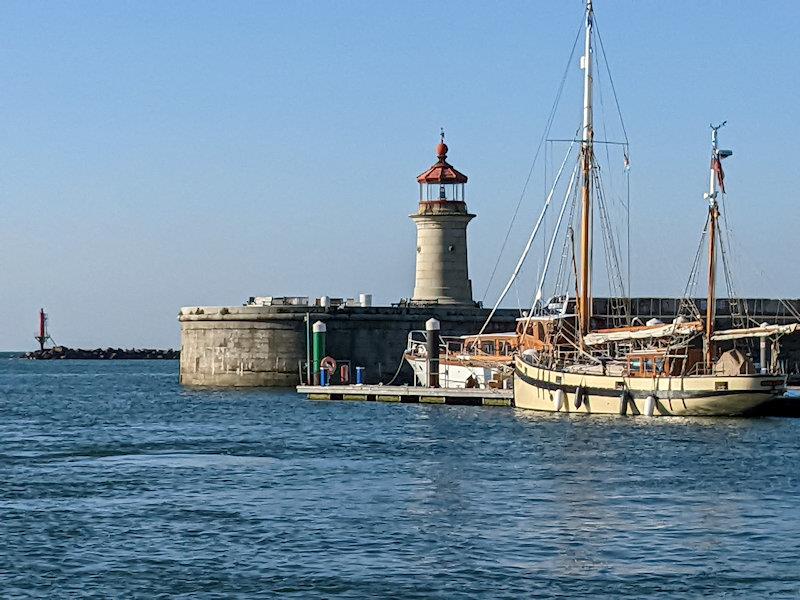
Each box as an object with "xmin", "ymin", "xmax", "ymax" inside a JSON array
[
  {"xmin": 553, "ymin": 389, "xmax": 565, "ymax": 411},
  {"xmin": 644, "ymin": 395, "xmax": 656, "ymax": 417}
]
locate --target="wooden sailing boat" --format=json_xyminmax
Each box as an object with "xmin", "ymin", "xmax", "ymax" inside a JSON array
[{"xmin": 512, "ymin": 0, "xmax": 792, "ymax": 416}]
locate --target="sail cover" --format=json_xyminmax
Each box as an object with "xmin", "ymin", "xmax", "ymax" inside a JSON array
[
  {"xmin": 583, "ymin": 322, "xmax": 702, "ymax": 346},
  {"xmin": 711, "ymin": 323, "xmax": 800, "ymax": 341}
]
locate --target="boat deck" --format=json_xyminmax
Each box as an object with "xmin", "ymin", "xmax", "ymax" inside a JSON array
[{"xmin": 296, "ymin": 384, "xmax": 513, "ymax": 407}]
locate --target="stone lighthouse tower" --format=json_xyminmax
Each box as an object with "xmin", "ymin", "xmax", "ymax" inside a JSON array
[{"xmin": 411, "ymin": 132, "xmax": 476, "ymax": 306}]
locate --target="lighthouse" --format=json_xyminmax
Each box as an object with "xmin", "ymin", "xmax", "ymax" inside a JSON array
[{"xmin": 411, "ymin": 132, "xmax": 476, "ymax": 306}]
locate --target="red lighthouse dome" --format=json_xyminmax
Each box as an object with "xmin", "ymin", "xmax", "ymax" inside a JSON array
[{"xmin": 417, "ymin": 130, "xmax": 468, "ymax": 188}]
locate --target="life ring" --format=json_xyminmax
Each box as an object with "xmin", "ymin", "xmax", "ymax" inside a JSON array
[
  {"xmin": 320, "ymin": 356, "xmax": 337, "ymax": 374},
  {"xmin": 415, "ymin": 345, "xmax": 427, "ymax": 357}
]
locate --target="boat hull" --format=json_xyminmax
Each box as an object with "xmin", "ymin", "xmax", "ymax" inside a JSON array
[
  {"xmin": 514, "ymin": 356, "xmax": 785, "ymax": 416},
  {"xmin": 405, "ymin": 354, "xmax": 511, "ymax": 389}
]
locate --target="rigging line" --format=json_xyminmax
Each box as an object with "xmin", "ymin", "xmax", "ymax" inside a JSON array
[
  {"xmin": 532, "ymin": 162, "xmax": 580, "ymax": 312},
  {"xmin": 553, "ymin": 183, "xmax": 580, "ymax": 297},
  {"xmin": 717, "ymin": 195, "xmax": 751, "ymax": 324},
  {"xmin": 480, "ymin": 21, "xmax": 584, "ymax": 303},
  {"xmin": 595, "ymin": 50, "xmax": 617, "ymax": 209},
  {"xmin": 716, "ymin": 210, "xmax": 753, "ymax": 330},
  {"xmin": 679, "ymin": 213, "xmax": 710, "ymax": 321},
  {"xmin": 593, "ymin": 166, "xmax": 626, "ymax": 297},
  {"xmin": 626, "ymin": 156, "xmax": 631, "ymax": 297},
  {"xmin": 476, "ymin": 139, "xmax": 579, "ymax": 339},
  {"xmin": 592, "ymin": 14, "xmax": 629, "ymax": 144}
]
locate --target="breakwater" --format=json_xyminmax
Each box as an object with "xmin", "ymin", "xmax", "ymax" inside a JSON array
[
  {"xmin": 179, "ymin": 305, "xmax": 518, "ymax": 387},
  {"xmin": 179, "ymin": 297, "xmax": 800, "ymax": 388},
  {"xmin": 24, "ymin": 346, "xmax": 179, "ymax": 360}
]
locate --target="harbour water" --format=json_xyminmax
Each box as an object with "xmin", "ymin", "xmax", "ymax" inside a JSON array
[{"xmin": 2, "ymin": 355, "xmax": 799, "ymax": 598}]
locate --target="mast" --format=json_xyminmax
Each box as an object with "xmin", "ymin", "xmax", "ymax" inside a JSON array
[
  {"xmin": 578, "ymin": 0, "xmax": 594, "ymax": 336},
  {"xmin": 705, "ymin": 122, "xmax": 727, "ymax": 368}
]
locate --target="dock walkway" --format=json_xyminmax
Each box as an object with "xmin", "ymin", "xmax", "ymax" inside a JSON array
[{"xmin": 297, "ymin": 385, "xmax": 513, "ymax": 407}]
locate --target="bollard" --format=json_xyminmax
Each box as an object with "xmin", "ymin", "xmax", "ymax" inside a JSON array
[
  {"xmin": 355, "ymin": 366, "xmax": 365, "ymax": 385},
  {"xmin": 426, "ymin": 318, "xmax": 440, "ymax": 388},
  {"xmin": 340, "ymin": 364, "xmax": 350, "ymax": 385},
  {"xmin": 312, "ymin": 321, "xmax": 327, "ymax": 385}
]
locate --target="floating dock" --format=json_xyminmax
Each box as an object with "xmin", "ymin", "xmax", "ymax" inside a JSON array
[{"xmin": 296, "ymin": 384, "xmax": 513, "ymax": 407}]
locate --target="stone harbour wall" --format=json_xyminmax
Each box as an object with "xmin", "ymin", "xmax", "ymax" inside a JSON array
[{"xmin": 179, "ymin": 305, "xmax": 519, "ymax": 387}]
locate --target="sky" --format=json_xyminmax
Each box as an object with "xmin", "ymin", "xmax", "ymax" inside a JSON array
[{"xmin": 2, "ymin": 1, "xmax": 799, "ymax": 350}]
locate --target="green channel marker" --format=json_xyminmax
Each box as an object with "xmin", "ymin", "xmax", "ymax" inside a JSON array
[{"xmin": 312, "ymin": 321, "xmax": 326, "ymax": 384}]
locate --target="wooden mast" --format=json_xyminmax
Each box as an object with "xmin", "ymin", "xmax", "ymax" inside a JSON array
[
  {"xmin": 705, "ymin": 201, "xmax": 718, "ymax": 368},
  {"xmin": 705, "ymin": 122, "xmax": 727, "ymax": 368},
  {"xmin": 579, "ymin": 0, "xmax": 594, "ymax": 337}
]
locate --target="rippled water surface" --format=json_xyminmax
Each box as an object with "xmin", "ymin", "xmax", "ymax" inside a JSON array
[{"xmin": 1, "ymin": 357, "xmax": 799, "ymax": 598}]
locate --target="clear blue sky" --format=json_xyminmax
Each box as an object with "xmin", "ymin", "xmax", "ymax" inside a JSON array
[{"xmin": 2, "ymin": 1, "xmax": 799, "ymax": 350}]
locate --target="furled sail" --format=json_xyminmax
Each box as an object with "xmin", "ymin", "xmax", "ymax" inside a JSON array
[
  {"xmin": 583, "ymin": 321, "xmax": 702, "ymax": 346},
  {"xmin": 711, "ymin": 323, "xmax": 800, "ymax": 341}
]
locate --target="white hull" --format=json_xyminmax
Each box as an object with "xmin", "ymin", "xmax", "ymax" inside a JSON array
[
  {"xmin": 405, "ymin": 355, "xmax": 511, "ymax": 389},
  {"xmin": 514, "ymin": 356, "xmax": 785, "ymax": 416}
]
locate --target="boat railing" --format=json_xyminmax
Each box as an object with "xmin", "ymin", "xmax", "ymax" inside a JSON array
[
  {"xmin": 685, "ymin": 362, "xmax": 712, "ymax": 376},
  {"xmin": 405, "ymin": 330, "xmax": 465, "ymax": 358}
]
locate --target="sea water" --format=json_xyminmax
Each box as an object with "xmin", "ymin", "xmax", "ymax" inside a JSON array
[{"xmin": 1, "ymin": 355, "xmax": 798, "ymax": 598}]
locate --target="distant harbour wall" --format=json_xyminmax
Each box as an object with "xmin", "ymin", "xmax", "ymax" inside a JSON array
[
  {"xmin": 178, "ymin": 305, "xmax": 519, "ymax": 387},
  {"xmin": 179, "ymin": 298, "xmax": 800, "ymax": 387}
]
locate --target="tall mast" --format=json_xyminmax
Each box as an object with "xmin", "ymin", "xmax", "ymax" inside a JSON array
[
  {"xmin": 578, "ymin": 0, "xmax": 594, "ymax": 336},
  {"xmin": 705, "ymin": 122, "xmax": 727, "ymax": 368}
]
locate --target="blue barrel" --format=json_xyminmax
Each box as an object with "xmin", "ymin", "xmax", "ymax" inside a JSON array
[
  {"xmin": 355, "ymin": 366, "xmax": 365, "ymax": 385},
  {"xmin": 320, "ymin": 368, "xmax": 329, "ymax": 386}
]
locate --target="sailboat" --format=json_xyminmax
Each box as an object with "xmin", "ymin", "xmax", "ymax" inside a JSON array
[
  {"xmin": 404, "ymin": 329, "xmax": 517, "ymax": 389},
  {"xmin": 512, "ymin": 0, "xmax": 795, "ymax": 416}
]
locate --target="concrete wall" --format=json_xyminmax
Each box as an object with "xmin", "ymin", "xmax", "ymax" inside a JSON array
[
  {"xmin": 179, "ymin": 305, "xmax": 518, "ymax": 388},
  {"xmin": 410, "ymin": 201, "xmax": 475, "ymax": 305}
]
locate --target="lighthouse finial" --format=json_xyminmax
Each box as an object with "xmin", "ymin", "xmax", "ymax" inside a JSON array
[{"xmin": 436, "ymin": 128, "xmax": 448, "ymax": 160}]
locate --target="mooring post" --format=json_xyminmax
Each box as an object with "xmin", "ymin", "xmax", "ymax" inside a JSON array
[
  {"xmin": 305, "ymin": 313, "xmax": 312, "ymax": 384},
  {"xmin": 312, "ymin": 321, "xmax": 326, "ymax": 385},
  {"xmin": 426, "ymin": 318, "xmax": 440, "ymax": 388}
]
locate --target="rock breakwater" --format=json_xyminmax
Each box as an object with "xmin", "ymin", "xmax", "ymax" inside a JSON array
[{"xmin": 24, "ymin": 347, "xmax": 179, "ymax": 360}]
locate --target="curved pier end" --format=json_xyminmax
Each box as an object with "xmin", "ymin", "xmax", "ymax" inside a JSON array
[{"xmin": 178, "ymin": 305, "xmax": 518, "ymax": 388}]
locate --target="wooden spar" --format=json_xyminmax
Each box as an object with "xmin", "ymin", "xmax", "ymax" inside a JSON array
[
  {"xmin": 705, "ymin": 122, "xmax": 727, "ymax": 368},
  {"xmin": 580, "ymin": 148, "xmax": 592, "ymax": 336},
  {"xmin": 578, "ymin": 0, "xmax": 594, "ymax": 337},
  {"xmin": 706, "ymin": 203, "xmax": 718, "ymax": 367}
]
